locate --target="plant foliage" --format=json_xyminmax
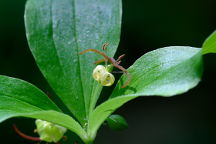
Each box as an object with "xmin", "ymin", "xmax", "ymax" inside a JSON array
[{"xmin": 0, "ymin": 0, "xmax": 215, "ymax": 143}]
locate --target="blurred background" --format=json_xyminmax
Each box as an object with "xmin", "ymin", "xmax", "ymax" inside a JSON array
[{"xmin": 0, "ymin": 0, "xmax": 215, "ymax": 143}]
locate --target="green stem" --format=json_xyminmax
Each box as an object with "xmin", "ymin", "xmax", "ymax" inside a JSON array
[{"xmin": 82, "ymin": 134, "xmax": 94, "ymax": 144}]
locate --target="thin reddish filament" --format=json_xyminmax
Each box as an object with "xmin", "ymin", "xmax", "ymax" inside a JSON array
[
  {"xmin": 121, "ymin": 72, "xmax": 132, "ymax": 88},
  {"xmin": 79, "ymin": 49, "xmax": 126, "ymax": 71},
  {"xmin": 116, "ymin": 54, "xmax": 125, "ymax": 62},
  {"xmin": 79, "ymin": 48, "xmax": 110, "ymax": 60},
  {"xmin": 102, "ymin": 43, "xmax": 109, "ymax": 50},
  {"xmin": 12, "ymin": 124, "xmax": 41, "ymax": 142},
  {"xmin": 94, "ymin": 58, "xmax": 106, "ymax": 64},
  {"xmin": 80, "ymin": 48, "xmax": 131, "ymax": 88}
]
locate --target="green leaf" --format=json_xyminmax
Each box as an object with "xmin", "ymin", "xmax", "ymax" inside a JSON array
[
  {"xmin": 0, "ymin": 75, "xmax": 60, "ymax": 120},
  {"xmin": 111, "ymin": 46, "xmax": 203, "ymax": 97},
  {"xmin": 106, "ymin": 114, "xmax": 128, "ymax": 131},
  {"xmin": 0, "ymin": 75, "xmax": 88, "ymax": 142},
  {"xmin": 24, "ymin": 111, "xmax": 88, "ymax": 143},
  {"xmin": 88, "ymin": 46, "xmax": 203, "ymax": 138},
  {"xmin": 202, "ymin": 30, "xmax": 216, "ymax": 54},
  {"xmin": 25, "ymin": 0, "xmax": 122, "ymax": 125}
]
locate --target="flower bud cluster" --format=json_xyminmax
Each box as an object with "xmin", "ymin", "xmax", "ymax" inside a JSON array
[{"xmin": 92, "ymin": 65, "xmax": 115, "ymax": 86}]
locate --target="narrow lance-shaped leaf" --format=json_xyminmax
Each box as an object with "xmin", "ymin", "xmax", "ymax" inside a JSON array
[
  {"xmin": 88, "ymin": 46, "xmax": 203, "ymax": 138},
  {"xmin": 202, "ymin": 30, "xmax": 216, "ymax": 54},
  {"xmin": 0, "ymin": 75, "xmax": 88, "ymax": 142},
  {"xmin": 25, "ymin": 0, "xmax": 122, "ymax": 125}
]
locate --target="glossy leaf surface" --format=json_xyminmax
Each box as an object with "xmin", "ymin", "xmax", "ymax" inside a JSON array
[
  {"xmin": 0, "ymin": 75, "xmax": 87, "ymax": 142},
  {"xmin": 25, "ymin": 0, "xmax": 122, "ymax": 124},
  {"xmin": 88, "ymin": 46, "xmax": 203, "ymax": 137}
]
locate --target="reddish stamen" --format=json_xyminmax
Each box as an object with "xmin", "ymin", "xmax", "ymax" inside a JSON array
[
  {"xmin": 116, "ymin": 54, "xmax": 126, "ymax": 62},
  {"xmin": 102, "ymin": 43, "xmax": 109, "ymax": 50}
]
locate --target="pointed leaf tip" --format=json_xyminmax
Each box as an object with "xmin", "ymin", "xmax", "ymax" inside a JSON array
[{"xmin": 202, "ymin": 30, "xmax": 216, "ymax": 54}]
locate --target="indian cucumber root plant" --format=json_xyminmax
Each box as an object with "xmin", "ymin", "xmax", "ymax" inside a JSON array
[{"xmin": 0, "ymin": 0, "xmax": 215, "ymax": 144}]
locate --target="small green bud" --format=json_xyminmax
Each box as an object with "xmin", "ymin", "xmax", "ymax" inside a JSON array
[
  {"xmin": 35, "ymin": 119, "xmax": 67, "ymax": 143},
  {"xmin": 106, "ymin": 64, "xmax": 114, "ymax": 72},
  {"xmin": 106, "ymin": 114, "xmax": 128, "ymax": 131}
]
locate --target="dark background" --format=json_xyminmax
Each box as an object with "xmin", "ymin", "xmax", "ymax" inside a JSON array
[{"xmin": 0, "ymin": 0, "xmax": 215, "ymax": 144}]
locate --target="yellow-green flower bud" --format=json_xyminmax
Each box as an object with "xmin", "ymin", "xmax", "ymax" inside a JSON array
[
  {"xmin": 99, "ymin": 71, "xmax": 115, "ymax": 86},
  {"xmin": 92, "ymin": 65, "xmax": 115, "ymax": 86},
  {"xmin": 35, "ymin": 119, "xmax": 67, "ymax": 143},
  {"xmin": 92, "ymin": 65, "xmax": 106, "ymax": 81}
]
